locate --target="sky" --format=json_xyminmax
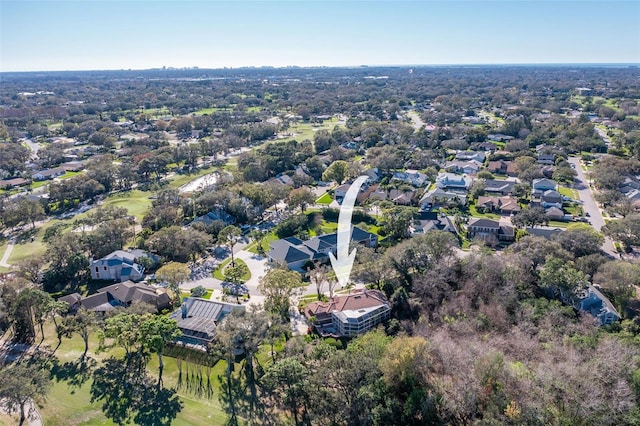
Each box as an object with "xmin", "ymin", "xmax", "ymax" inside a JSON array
[{"xmin": 1, "ymin": 0, "xmax": 639, "ymax": 72}]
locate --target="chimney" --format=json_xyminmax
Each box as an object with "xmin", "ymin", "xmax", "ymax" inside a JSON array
[{"xmin": 181, "ymin": 302, "xmax": 188, "ymax": 319}]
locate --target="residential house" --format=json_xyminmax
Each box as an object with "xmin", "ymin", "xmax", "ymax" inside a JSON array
[
  {"xmin": 267, "ymin": 226, "xmax": 378, "ymax": 271},
  {"xmin": 472, "ymin": 142, "xmax": 498, "ymax": 152},
  {"xmin": 59, "ymin": 281, "xmax": 171, "ymax": 314},
  {"xmin": 364, "ymin": 168, "xmax": 382, "ymax": 184},
  {"xmin": 537, "ymin": 153, "xmax": 556, "ymax": 165},
  {"xmin": 483, "ymin": 179, "xmax": 516, "ymax": 196},
  {"xmin": 32, "ymin": 167, "xmax": 65, "ymax": 181},
  {"xmin": 0, "ymin": 177, "xmax": 29, "ymax": 189},
  {"xmin": 540, "ymin": 190, "xmax": 563, "ymax": 208},
  {"xmin": 444, "ymin": 160, "xmax": 482, "ymax": 175},
  {"xmin": 193, "ymin": 209, "xmax": 235, "ymax": 226},
  {"xmin": 525, "ymin": 226, "xmax": 564, "ymax": 240},
  {"xmin": 304, "ymin": 289, "xmax": 391, "ymax": 337},
  {"xmin": 409, "ymin": 211, "xmax": 457, "ymax": 236},
  {"xmin": 392, "ymin": 170, "xmax": 429, "ymax": 187},
  {"xmin": 575, "ymin": 286, "xmax": 620, "ymax": 325},
  {"xmin": 545, "ymin": 206, "xmax": 566, "ymax": 221},
  {"xmin": 476, "ymin": 196, "xmax": 521, "ymax": 215},
  {"xmin": 89, "ymin": 249, "xmax": 151, "ymax": 282},
  {"xmin": 420, "ymin": 188, "xmax": 468, "ymax": 209},
  {"xmin": 334, "ymin": 182, "xmax": 374, "ymax": 204},
  {"xmin": 455, "ymin": 150, "xmax": 486, "ymax": 163},
  {"xmin": 532, "ymin": 178, "xmax": 557, "ymax": 195},
  {"xmin": 169, "ymin": 297, "xmax": 245, "ymax": 349},
  {"xmin": 436, "ymin": 173, "xmax": 473, "ymax": 191},
  {"xmin": 466, "ymin": 218, "xmax": 515, "ymax": 242},
  {"xmin": 368, "ymin": 187, "xmax": 416, "ymax": 205},
  {"xmin": 60, "ymin": 161, "xmax": 85, "ymax": 172},
  {"xmin": 487, "ymin": 134, "xmax": 515, "ymax": 142},
  {"xmin": 553, "ymin": 285, "xmax": 620, "ymax": 326},
  {"xmin": 540, "ymin": 165, "xmax": 555, "ymax": 179}
]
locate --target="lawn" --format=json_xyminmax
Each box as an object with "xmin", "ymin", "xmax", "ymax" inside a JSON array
[
  {"xmin": 316, "ymin": 192, "xmax": 333, "ymax": 205},
  {"xmin": 32, "ymin": 319, "xmax": 277, "ymax": 426},
  {"xmin": 468, "ymin": 203, "xmax": 501, "ymax": 220},
  {"xmin": 100, "ymin": 190, "xmax": 153, "ymax": 221},
  {"xmin": 213, "ymin": 258, "xmax": 251, "ymax": 282},
  {"xmin": 246, "ymin": 232, "xmax": 278, "ymax": 255},
  {"xmin": 167, "ymin": 166, "xmax": 216, "ymax": 189},
  {"xmin": 558, "ymin": 185, "xmax": 579, "ymax": 200}
]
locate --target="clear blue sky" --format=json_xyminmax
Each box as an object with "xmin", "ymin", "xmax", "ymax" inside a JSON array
[{"xmin": 1, "ymin": 0, "xmax": 639, "ymax": 71}]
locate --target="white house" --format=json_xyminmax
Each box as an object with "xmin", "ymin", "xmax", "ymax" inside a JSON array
[
  {"xmin": 392, "ymin": 170, "xmax": 429, "ymax": 187},
  {"xmin": 436, "ymin": 173, "xmax": 473, "ymax": 190}
]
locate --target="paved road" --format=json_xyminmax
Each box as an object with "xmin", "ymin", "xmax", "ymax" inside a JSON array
[
  {"xmin": 568, "ymin": 157, "xmax": 616, "ymax": 256},
  {"xmin": 406, "ymin": 111, "xmax": 425, "ymax": 130},
  {"xmin": 0, "ymin": 238, "xmax": 15, "ymax": 267}
]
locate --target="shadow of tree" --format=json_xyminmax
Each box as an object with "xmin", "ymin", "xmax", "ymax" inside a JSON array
[
  {"xmin": 90, "ymin": 354, "xmax": 183, "ymax": 426},
  {"xmin": 50, "ymin": 356, "xmax": 97, "ymax": 392}
]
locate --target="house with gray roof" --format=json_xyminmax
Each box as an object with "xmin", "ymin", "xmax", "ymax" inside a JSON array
[
  {"xmin": 169, "ymin": 297, "xmax": 245, "ymax": 348},
  {"xmin": 267, "ymin": 226, "xmax": 378, "ymax": 271},
  {"xmin": 436, "ymin": 173, "xmax": 473, "ymax": 191}
]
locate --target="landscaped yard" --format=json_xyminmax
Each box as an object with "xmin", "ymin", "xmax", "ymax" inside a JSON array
[
  {"xmin": 31, "ymin": 321, "xmax": 240, "ymax": 426},
  {"xmin": 316, "ymin": 192, "xmax": 333, "ymax": 205},
  {"xmin": 213, "ymin": 258, "xmax": 251, "ymax": 282},
  {"xmin": 558, "ymin": 185, "xmax": 580, "ymax": 200},
  {"xmin": 246, "ymin": 232, "xmax": 278, "ymax": 255}
]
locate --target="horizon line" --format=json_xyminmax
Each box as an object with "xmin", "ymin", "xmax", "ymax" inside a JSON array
[{"xmin": 2, "ymin": 62, "xmax": 639, "ymax": 74}]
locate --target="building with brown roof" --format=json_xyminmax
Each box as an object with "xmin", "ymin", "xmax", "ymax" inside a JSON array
[
  {"xmin": 304, "ymin": 289, "xmax": 390, "ymax": 337},
  {"xmin": 59, "ymin": 281, "xmax": 170, "ymax": 314}
]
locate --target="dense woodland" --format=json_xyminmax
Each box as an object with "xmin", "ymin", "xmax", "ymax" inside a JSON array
[{"xmin": 1, "ymin": 66, "xmax": 640, "ymax": 425}]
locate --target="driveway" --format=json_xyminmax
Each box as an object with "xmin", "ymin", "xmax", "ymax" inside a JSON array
[{"xmin": 568, "ymin": 157, "xmax": 616, "ymax": 256}]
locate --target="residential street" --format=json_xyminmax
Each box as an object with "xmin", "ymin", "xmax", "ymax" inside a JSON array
[{"xmin": 568, "ymin": 157, "xmax": 617, "ymax": 256}]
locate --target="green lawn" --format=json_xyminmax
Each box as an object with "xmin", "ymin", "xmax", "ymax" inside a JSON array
[
  {"xmin": 558, "ymin": 185, "xmax": 579, "ymax": 200},
  {"xmin": 246, "ymin": 232, "xmax": 278, "ymax": 255},
  {"xmin": 316, "ymin": 192, "xmax": 333, "ymax": 205},
  {"xmin": 167, "ymin": 166, "xmax": 216, "ymax": 189},
  {"xmin": 468, "ymin": 203, "xmax": 501, "ymax": 219},
  {"xmin": 101, "ymin": 190, "xmax": 153, "ymax": 221},
  {"xmin": 34, "ymin": 321, "xmax": 239, "ymax": 426},
  {"xmin": 213, "ymin": 258, "xmax": 251, "ymax": 282}
]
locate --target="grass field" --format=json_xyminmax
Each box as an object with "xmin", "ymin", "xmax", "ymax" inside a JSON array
[
  {"xmin": 167, "ymin": 166, "xmax": 216, "ymax": 189},
  {"xmin": 100, "ymin": 190, "xmax": 153, "ymax": 221},
  {"xmin": 30, "ymin": 322, "xmax": 233, "ymax": 425}
]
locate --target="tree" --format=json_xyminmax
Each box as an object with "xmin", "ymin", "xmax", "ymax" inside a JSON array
[
  {"xmin": 63, "ymin": 308, "xmax": 98, "ymax": 360},
  {"xmin": 16, "ymin": 256, "xmax": 46, "ymax": 285},
  {"xmin": 553, "ymin": 166, "xmax": 577, "ymax": 184},
  {"xmin": 603, "ymin": 215, "xmax": 640, "ymax": 250},
  {"xmin": 146, "ymin": 226, "xmax": 212, "ymax": 262},
  {"xmin": 287, "ymin": 187, "xmax": 315, "ymax": 213},
  {"xmin": 156, "ymin": 262, "xmax": 190, "ymax": 305},
  {"xmin": 139, "ymin": 315, "xmax": 182, "ymax": 385},
  {"xmin": 322, "ymin": 160, "xmax": 349, "ymax": 184},
  {"xmin": 216, "ymin": 308, "xmax": 269, "ymax": 422},
  {"xmin": 381, "ymin": 206, "xmax": 416, "ymax": 241},
  {"xmin": 218, "ymin": 225, "xmax": 242, "ymax": 267},
  {"xmin": 384, "ymin": 231, "xmax": 458, "ymax": 289},
  {"xmin": 539, "ymin": 258, "xmax": 589, "ymax": 295},
  {"xmin": 0, "ymin": 362, "xmax": 51, "ymax": 425},
  {"xmin": 511, "ymin": 206, "xmax": 548, "ymax": 228},
  {"xmin": 261, "ymin": 357, "xmax": 311, "ymax": 426},
  {"xmin": 594, "ymin": 261, "xmax": 640, "ymax": 310},
  {"xmin": 17, "ymin": 197, "xmax": 45, "ymax": 229},
  {"xmin": 259, "ymin": 269, "xmax": 302, "ymax": 321},
  {"xmin": 100, "ymin": 312, "xmax": 145, "ymax": 357},
  {"xmin": 553, "ymin": 223, "xmax": 604, "ymax": 258}
]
